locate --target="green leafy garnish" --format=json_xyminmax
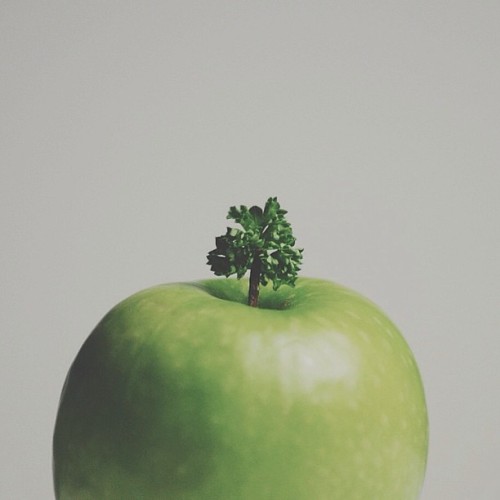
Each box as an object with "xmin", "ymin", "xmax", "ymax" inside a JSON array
[{"xmin": 207, "ymin": 197, "xmax": 303, "ymax": 307}]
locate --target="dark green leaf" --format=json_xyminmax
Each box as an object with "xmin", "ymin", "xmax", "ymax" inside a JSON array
[{"xmin": 208, "ymin": 197, "xmax": 303, "ymax": 289}]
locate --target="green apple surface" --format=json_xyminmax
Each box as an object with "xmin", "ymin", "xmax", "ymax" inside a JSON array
[{"xmin": 53, "ymin": 277, "xmax": 428, "ymax": 499}]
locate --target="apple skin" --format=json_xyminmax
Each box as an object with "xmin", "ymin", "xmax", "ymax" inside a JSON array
[{"xmin": 53, "ymin": 277, "xmax": 428, "ymax": 499}]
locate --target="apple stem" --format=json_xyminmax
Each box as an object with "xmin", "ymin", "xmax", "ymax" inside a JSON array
[{"xmin": 248, "ymin": 254, "xmax": 261, "ymax": 307}]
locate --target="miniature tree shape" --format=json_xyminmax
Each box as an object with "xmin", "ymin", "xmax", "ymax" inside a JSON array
[{"xmin": 207, "ymin": 197, "xmax": 303, "ymax": 307}]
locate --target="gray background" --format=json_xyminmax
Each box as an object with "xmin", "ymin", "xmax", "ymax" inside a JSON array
[{"xmin": 1, "ymin": 2, "xmax": 499, "ymax": 498}]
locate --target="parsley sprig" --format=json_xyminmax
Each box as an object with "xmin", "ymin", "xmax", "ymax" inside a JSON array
[{"xmin": 207, "ymin": 197, "xmax": 303, "ymax": 307}]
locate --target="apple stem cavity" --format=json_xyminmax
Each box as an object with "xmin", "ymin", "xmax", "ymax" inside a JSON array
[{"xmin": 207, "ymin": 197, "xmax": 303, "ymax": 307}]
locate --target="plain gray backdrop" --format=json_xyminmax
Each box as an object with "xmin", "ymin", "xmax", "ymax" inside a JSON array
[{"xmin": 2, "ymin": 2, "xmax": 499, "ymax": 498}]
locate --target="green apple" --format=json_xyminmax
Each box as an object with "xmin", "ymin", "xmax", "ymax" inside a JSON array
[{"xmin": 53, "ymin": 277, "xmax": 428, "ymax": 499}]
